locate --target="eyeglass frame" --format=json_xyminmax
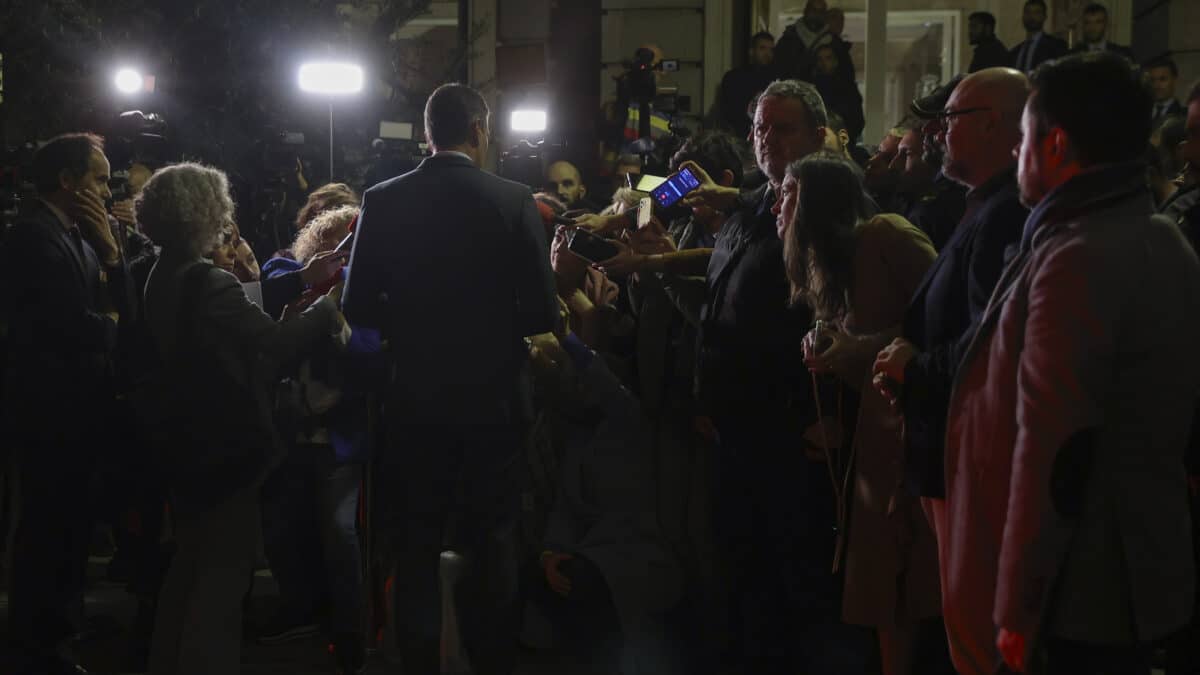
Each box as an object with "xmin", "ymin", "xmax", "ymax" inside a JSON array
[{"xmin": 930, "ymin": 106, "xmax": 993, "ymax": 129}]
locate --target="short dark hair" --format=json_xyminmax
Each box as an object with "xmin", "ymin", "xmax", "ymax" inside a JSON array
[
  {"xmin": 32, "ymin": 133, "xmax": 104, "ymax": 196},
  {"xmin": 1024, "ymin": 0, "xmax": 1047, "ymax": 10},
  {"xmin": 1146, "ymin": 56, "xmax": 1180, "ymax": 78},
  {"xmin": 826, "ymin": 110, "xmax": 847, "ymax": 134},
  {"xmin": 424, "ymin": 83, "xmax": 489, "ymax": 149},
  {"xmin": 751, "ymin": 31, "xmax": 774, "ymax": 46},
  {"xmin": 1028, "ymin": 51, "xmax": 1152, "ymax": 166},
  {"xmin": 1083, "ymin": 2, "xmax": 1108, "ymax": 16},
  {"xmin": 969, "ymin": 12, "xmax": 996, "ymax": 30},
  {"xmin": 671, "ymin": 131, "xmax": 747, "ymax": 187}
]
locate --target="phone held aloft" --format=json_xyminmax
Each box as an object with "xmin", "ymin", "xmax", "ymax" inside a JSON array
[{"xmin": 650, "ymin": 167, "xmax": 701, "ymax": 209}]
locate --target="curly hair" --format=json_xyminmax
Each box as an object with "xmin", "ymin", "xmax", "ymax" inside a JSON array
[
  {"xmin": 291, "ymin": 205, "xmax": 359, "ymax": 263},
  {"xmin": 136, "ymin": 163, "xmax": 235, "ymax": 259},
  {"xmin": 295, "ymin": 182, "xmax": 359, "ymax": 230}
]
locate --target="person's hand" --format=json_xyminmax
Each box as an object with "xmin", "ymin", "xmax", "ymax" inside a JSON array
[
  {"xmin": 678, "ymin": 160, "xmax": 739, "ymax": 212},
  {"xmin": 300, "ymin": 250, "xmax": 350, "ymax": 285},
  {"xmin": 624, "ymin": 226, "xmax": 676, "ymax": 256},
  {"xmin": 541, "ymin": 551, "xmax": 574, "ymax": 597},
  {"xmin": 69, "ymin": 190, "xmax": 119, "ymax": 264},
  {"xmin": 295, "ymin": 157, "xmax": 309, "ymax": 192},
  {"xmin": 111, "ymin": 198, "xmax": 136, "ymax": 226},
  {"xmin": 573, "ymin": 212, "xmax": 628, "ymax": 235},
  {"xmin": 996, "ymin": 627, "xmax": 1026, "ymax": 672},
  {"xmin": 873, "ymin": 338, "xmax": 917, "ymax": 404},
  {"xmin": 325, "ymin": 280, "xmax": 345, "ymax": 307},
  {"xmin": 595, "ymin": 238, "xmax": 645, "ymax": 278},
  {"xmin": 280, "ymin": 289, "xmax": 320, "ymax": 322},
  {"xmin": 803, "ymin": 322, "xmax": 851, "ymax": 373}
]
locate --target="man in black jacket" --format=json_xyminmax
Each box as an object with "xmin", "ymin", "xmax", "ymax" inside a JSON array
[
  {"xmin": 968, "ymin": 12, "xmax": 1011, "ymax": 72},
  {"xmin": 873, "ymin": 67, "xmax": 1030, "ymax": 520},
  {"xmin": 1070, "ymin": 2, "xmax": 1135, "ymax": 62},
  {"xmin": 342, "ymin": 83, "xmax": 557, "ymax": 675},
  {"xmin": 2, "ymin": 133, "xmax": 126, "ymax": 675},
  {"xmin": 1010, "ymin": 0, "xmax": 1069, "ymax": 74},
  {"xmin": 684, "ymin": 78, "xmax": 871, "ymax": 674},
  {"xmin": 715, "ymin": 31, "xmax": 777, "ymax": 139}
]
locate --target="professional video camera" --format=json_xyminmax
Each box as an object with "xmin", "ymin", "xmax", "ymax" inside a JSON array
[
  {"xmin": 364, "ymin": 137, "xmax": 426, "ymax": 188},
  {"xmin": 613, "ymin": 47, "xmax": 692, "ymax": 176}
]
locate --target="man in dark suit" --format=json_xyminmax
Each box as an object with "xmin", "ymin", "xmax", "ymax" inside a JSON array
[
  {"xmin": 1009, "ymin": 0, "xmax": 1069, "ymax": 74},
  {"xmin": 968, "ymin": 12, "xmax": 1011, "ymax": 72},
  {"xmin": 342, "ymin": 83, "xmax": 557, "ymax": 675},
  {"xmin": 1, "ymin": 133, "xmax": 125, "ymax": 675},
  {"xmin": 874, "ymin": 67, "xmax": 1030, "ymax": 525},
  {"xmin": 1149, "ymin": 56, "xmax": 1186, "ymax": 127},
  {"xmin": 1071, "ymin": 3, "xmax": 1135, "ymax": 62},
  {"xmin": 715, "ymin": 31, "xmax": 777, "ymax": 139}
]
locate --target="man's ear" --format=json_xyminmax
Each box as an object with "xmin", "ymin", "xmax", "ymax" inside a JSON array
[
  {"xmin": 58, "ymin": 169, "xmax": 75, "ymax": 192},
  {"xmin": 838, "ymin": 129, "xmax": 850, "ymax": 148},
  {"xmin": 1045, "ymin": 126, "xmax": 1070, "ymax": 167},
  {"xmin": 470, "ymin": 118, "xmax": 485, "ymax": 148},
  {"xmin": 579, "ymin": 183, "xmax": 587, "ymax": 198}
]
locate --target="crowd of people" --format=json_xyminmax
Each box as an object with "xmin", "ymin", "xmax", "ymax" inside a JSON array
[{"xmin": 2, "ymin": 1, "xmax": 1200, "ymax": 675}]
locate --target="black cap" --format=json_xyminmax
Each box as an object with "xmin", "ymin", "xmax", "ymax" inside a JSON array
[{"xmin": 910, "ymin": 74, "xmax": 965, "ymax": 119}]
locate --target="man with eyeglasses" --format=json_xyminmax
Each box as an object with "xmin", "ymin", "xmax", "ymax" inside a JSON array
[{"xmin": 872, "ymin": 67, "xmax": 1030, "ymax": 544}]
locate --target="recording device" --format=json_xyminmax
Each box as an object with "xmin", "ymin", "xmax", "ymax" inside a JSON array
[
  {"xmin": 650, "ymin": 167, "xmax": 701, "ymax": 209},
  {"xmin": 636, "ymin": 197, "xmax": 653, "ymax": 229},
  {"xmin": 335, "ymin": 231, "xmax": 355, "ymax": 254},
  {"xmin": 810, "ymin": 320, "xmax": 834, "ymax": 355},
  {"xmin": 566, "ymin": 228, "xmax": 619, "ymax": 264}
]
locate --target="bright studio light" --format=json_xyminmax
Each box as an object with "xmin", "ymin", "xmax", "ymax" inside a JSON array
[
  {"xmin": 511, "ymin": 109, "xmax": 547, "ymax": 133},
  {"xmin": 114, "ymin": 68, "xmax": 144, "ymax": 94},
  {"xmin": 298, "ymin": 62, "xmax": 364, "ymax": 95}
]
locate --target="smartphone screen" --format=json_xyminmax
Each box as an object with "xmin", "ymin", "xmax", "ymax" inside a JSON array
[
  {"xmin": 634, "ymin": 174, "xmax": 667, "ymax": 192},
  {"xmin": 650, "ymin": 167, "xmax": 701, "ymax": 209},
  {"xmin": 567, "ymin": 228, "xmax": 619, "ymax": 264}
]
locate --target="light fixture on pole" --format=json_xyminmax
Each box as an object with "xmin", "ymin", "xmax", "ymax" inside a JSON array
[{"xmin": 298, "ymin": 61, "xmax": 364, "ymax": 182}]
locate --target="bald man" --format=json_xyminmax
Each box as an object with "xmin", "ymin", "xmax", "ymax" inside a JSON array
[
  {"xmin": 871, "ymin": 66, "xmax": 1032, "ymax": 672},
  {"xmin": 545, "ymin": 160, "xmax": 593, "ymax": 211}
]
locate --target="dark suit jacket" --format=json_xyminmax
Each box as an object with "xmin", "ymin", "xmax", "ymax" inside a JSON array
[
  {"xmin": 1070, "ymin": 42, "xmax": 1135, "ymax": 63},
  {"xmin": 1152, "ymin": 98, "xmax": 1186, "ymax": 128},
  {"xmin": 900, "ymin": 169, "xmax": 1027, "ymax": 498},
  {"xmin": 1009, "ymin": 33, "xmax": 1069, "ymax": 73},
  {"xmin": 342, "ymin": 152, "xmax": 558, "ymax": 424},
  {"xmin": 969, "ymin": 36, "xmax": 1011, "ymax": 72},
  {"xmin": 696, "ymin": 184, "xmax": 812, "ymax": 418},
  {"xmin": 1, "ymin": 200, "xmax": 120, "ymax": 428}
]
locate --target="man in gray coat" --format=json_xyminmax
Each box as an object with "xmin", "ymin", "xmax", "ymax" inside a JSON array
[{"xmin": 942, "ymin": 52, "xmax": 1200, "ymax": 675}]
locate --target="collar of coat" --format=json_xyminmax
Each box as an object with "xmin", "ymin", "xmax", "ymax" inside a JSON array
[{"xmin": 1019, "ymin": 161, "xmax": 1148, "ymax": 252}]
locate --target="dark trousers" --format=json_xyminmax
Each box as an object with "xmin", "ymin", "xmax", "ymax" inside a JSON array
[
  {"xmin": 1038, "ymin": 638, "xmax": 1152, "ymax": 675},
  {"xmin": 374, "ymin": 423, "xmax": 522, "ymax": 675},
  {"xmin": 7, "ymin": 437, "xmax": 97, "ymax": 666},
  {"xmin": 524, "ymin": 554, "xmax": 622, "ymax": 673},
  {"xmin": 260, "ymin": 443, "xmax": 364, "ymax": 635},
  {"xmin": 712, "ymin": 414, "xmax": 871, "ymax": 675}
]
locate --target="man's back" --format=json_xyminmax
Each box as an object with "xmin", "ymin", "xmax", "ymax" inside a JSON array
[{"xmin": 343, "ymin": 153, "xmax": 556, "ymax": 422}]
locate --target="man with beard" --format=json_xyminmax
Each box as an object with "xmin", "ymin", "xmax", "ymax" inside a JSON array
[
  {"xmin": 716, "ymin": 32, "xmax": 777, "ymax": 139},
  {"xmin": 900, "ymin": 76, "xmax": 969, "ymax": 250},
  {"xmin": 968, "ymin": 12, "xmax": 1011, "ymax": 72},
  {"xmin": 872, "ymin": 66, "xmax": 1030, "ymax": 543}
]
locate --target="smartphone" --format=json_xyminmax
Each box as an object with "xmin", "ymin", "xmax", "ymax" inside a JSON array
[
  {"xmin": 636, "ymin": 197, "xmax": 653, "ymax": 229},
  {"xmin": 650, "ymin": 167, "xmax": 701, "ymax": 209},
  {"xmin": 634, "ymin": 174, "xmax": 667, "ymax": 192},
  {"xmin": 567, "ymin": 228, "xmax": 619, "ymax": 264},
  {"xmin": 335, "ymin": 231, "xmax": 355, "ymax": 254}
]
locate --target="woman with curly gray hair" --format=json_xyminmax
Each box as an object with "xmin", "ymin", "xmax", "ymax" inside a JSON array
[{"xmin": 136, "ymin": 162, "xmax": 344, "ymax": 675}]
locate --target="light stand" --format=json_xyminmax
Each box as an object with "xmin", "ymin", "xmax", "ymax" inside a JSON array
[{"xmin": 298, "ymin": 61, "xmax": 364, "ymax": 183}]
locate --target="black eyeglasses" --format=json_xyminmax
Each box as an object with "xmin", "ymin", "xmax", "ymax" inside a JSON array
[{"xmin": 932, "ymin": 106, "xmax": 993, "ymax": 127}]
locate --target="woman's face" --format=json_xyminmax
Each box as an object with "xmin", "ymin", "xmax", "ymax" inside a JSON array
[
  {"xmin": 771, "ymin": 172, "xmax": 801, "ymax": 240},
  {"xmin": 210, "ymin": 237, "xmax": 237, "ymax": 273}
]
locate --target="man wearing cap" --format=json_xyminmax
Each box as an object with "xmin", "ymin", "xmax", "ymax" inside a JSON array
[
  {"xmin": 899, "ymin": 77, "xmax": 969, "ymax": 250},
  {"xmin": 872, "ymin": 67, "xmax": 1031, "ymax": 538}
]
